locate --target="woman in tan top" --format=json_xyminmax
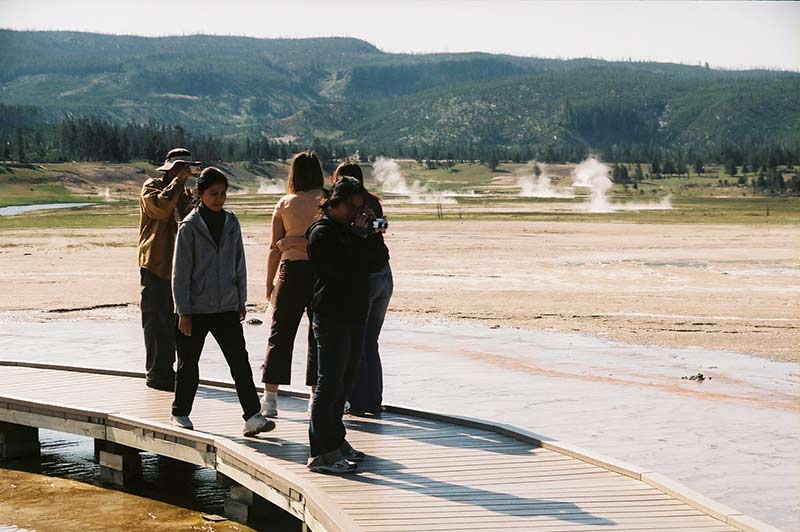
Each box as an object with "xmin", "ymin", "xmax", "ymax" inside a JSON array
[{"xmin": 260, "ymin": 151, "xmax": 326, "ymax": 417}]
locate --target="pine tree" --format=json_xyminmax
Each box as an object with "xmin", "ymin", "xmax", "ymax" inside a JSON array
[
  {"xmin": 15, "ymin": 128, "xmax": 25, "ymax": 162},
  {"xmin": 725, "ymin": 159, "xmax": 738, "ymax": 176},
  {"xmin": 634, "ymin": 163, "xmax": 644, "ymax": 181}
]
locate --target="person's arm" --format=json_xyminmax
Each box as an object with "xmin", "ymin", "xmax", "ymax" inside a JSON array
[
  {"xmin": 234, "ymin": 217, "xmax": 248, "ymax": 320},
  {"xmin": 141, "ymin": 176, "xmax": 188, "ymax": 221},
  {"xmin": 172, "ymin": 223, "xmax": 194, "ymax": 334},
  {"xmin": 175, "ymin": 185, "xmax": 194, "ymax": 221},
  {"xmin": 266, "ymin": 204, "xmax": 285, "ymax": 300}
]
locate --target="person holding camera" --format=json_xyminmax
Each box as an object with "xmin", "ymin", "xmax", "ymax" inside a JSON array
[
  {"xmin": 170, "ymin": 167, "xmax": 274, "ymax": 438},
  {"xmin": 261, "ymin": 151, "xmax": 326, "ymax": 418},
  {"xmin": 305, "ymin": 176, "xmax": 373, "ymax": 474},
  {"xmin": 331, "ymin": 163, "xmax": 392, "ymax": 416},
  {"xmin": 138, "ymin": 147, "xmax": 198, "ymax": 391}
]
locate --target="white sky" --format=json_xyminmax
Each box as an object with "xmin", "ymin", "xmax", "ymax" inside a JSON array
[{"xmin": 1, "ymin": 0, "xmax": 799, "ymax": 71}]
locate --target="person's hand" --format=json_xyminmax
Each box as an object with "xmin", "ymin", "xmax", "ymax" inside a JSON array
[
  {"xmin": 364, "ymin": 207, "xmax": 376, "ymax": 219},
  {"xmin": 266, "ymin": 282, "xmax": 274, "ymax": 300},
  {"xmin": 353, "ymin": 212, "xmax": 369, "ymax": 237},
  {"xmin": 239, "ymin": 309, "xmax": 247, "ymax": 322},
  {"xmin": 177, "ymin": 165, "xmax": 193, "ymax": 182},
  {"xmin": 178, "ymin": 315, "xmax": 192, "ymax": 336}
]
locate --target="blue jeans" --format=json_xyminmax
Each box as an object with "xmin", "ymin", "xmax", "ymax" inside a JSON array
[
  {"xmin": 309, "ymin": 313, "xmax": 365, "ymax": 460},
  {"xmin": 349, "ymin": 264, "xmax": 393, "ymax": 413}
]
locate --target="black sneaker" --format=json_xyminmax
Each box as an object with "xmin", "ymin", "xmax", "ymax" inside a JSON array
[
  {"xmin": 340, "ymin": 440, "xmax": 366, "ymax": 462},
  {"xmin": 342, "ymin": 447, "xmax": 365, "ymax": 462}
]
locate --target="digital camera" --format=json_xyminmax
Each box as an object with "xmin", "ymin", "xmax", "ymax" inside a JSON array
[{"xmin": 371, "ymin": 218, "xmax": 388, "ymax": 234}]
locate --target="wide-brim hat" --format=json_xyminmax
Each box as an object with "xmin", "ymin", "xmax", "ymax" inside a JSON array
[{"xmin": 157, "ymin": 148, "xmax": 202, "ymax": 172}]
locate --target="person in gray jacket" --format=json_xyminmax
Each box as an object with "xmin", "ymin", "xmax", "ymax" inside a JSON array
[{"xmin": 170, "ymin": 167, "xmax": 274, "ymax": 437}]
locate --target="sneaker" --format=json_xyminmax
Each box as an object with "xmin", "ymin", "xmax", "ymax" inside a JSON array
[
  {"xmin": 170, "ymin": 415, "xmax": 194, "ymax": 430},
  {"xmin": 243, "ymin": 413, "xmax": 276, "ymax": 437},
  {"xmin": 261, "ymin": 391, "xmax": 278, "ymax": 418},
  {"xmin": 340, "ymin": 442, "xmax": 365, "ymax": 462},
  {"xmin": 307, "ymin": 457, "xmax": 357, "ymax": 474}
]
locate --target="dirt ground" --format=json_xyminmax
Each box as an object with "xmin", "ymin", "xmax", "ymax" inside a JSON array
[{"xmin": 0, "ymin": 220, "xmax": 797, "ymax": 361}]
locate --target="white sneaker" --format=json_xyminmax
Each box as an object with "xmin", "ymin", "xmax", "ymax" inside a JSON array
[
  {"xmin": 170, "ymin": 415, "xmax": 193, "ymax": 430},
  {"xmin": 243, "ymin": 413, "xmax": 276, "ymax": 437},
  {"xmin": 261, "ymin": 391, "xmax": 278, "ymax": 418}
]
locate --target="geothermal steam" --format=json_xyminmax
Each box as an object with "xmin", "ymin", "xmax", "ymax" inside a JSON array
[
  {"xmin": 571, "ymin": 157, "xmax": 672, "ymax": 212},
  {"xmin": 257, "ymin": 179, "xmax": 287, "ymax": 194},
  {"xmin": 571, "ymin": 157, "xmax": 615, "ymax": 212},
  {"xmin": 372, "ymin": 157, "xmax": 457, "ymax": 204},
  {"xmin": 517, "ymin": 162, "xmax": 574, "ymax": 198}
]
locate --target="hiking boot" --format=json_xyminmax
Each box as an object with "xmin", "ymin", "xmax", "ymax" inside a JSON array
[
  {"xmin": 261, "ymin": 391, "xmax": 278, "ymax": 418},
  {"xmin": 243, "ymin": 413, "xmax": 276, "ymax": 437},
  {"xmin": 170, "ymin": 415, "xmax": 193, "ymax": 430}
]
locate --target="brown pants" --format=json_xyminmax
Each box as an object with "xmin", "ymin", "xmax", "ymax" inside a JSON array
[{"xmin": 262, "ymin": 260, "xmax": 318, "ymax": 386}]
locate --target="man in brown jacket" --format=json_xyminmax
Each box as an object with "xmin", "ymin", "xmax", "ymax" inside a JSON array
[{"xmin": 139, "ymin": 148, "xmax": 200, "ymax": 391}]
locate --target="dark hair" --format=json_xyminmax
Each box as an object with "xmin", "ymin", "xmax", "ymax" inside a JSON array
[
  {"xmin": 320, "ymin": 176, "xmax": 365, "ymax": 210},
  {"xmin": 333, "ymin": 162, "xmax": 363, "ymax": 183},
  {"xmin": 332, "ymin": 161, "xmax": 382, "ymax": 205},
  {"xmin": 197, "ymin": 167, "xmax": 229, "ymax": 194},
  {"xmin": 288, "ymin": 151, "xmax": 324, "ymax": 193}
]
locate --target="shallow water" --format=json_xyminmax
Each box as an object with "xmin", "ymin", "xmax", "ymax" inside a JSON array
[
  {"xmin": 0, "ymin": 428, "xmax": 298, "ymax": 531},
  {"xmin": 0, "ymin": 308, "xmax": 798, "ymax": 530},
  {"xmin": 0, "ymin": 203, "xmax": 96, "ymax": 216}
]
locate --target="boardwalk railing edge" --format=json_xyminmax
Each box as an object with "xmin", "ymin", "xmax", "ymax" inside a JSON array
[{"xmin": 0, "ymin": 359, "xmax": 785, "ymax": 532}]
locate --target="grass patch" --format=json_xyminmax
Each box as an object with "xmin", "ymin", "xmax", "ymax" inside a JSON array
[
  {"xmin": 0, "ymin": 203, "xmax": 139, "ymax": 230},
  {"xmin": 0, "ymin": 183, "xmax": 78, "ymax": 208}
]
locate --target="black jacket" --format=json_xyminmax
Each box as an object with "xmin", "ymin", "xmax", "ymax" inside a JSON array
[{"xmin": 307, "ymin": 215, "xmax": 370, "ymax": 322}]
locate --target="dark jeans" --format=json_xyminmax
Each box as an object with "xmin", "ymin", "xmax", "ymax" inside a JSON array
[
  {"xmin": 349, "ymin": 264, "xmax": 393, "ymax": 412},
  {"xmin": 309, "ymin": 313, "xmax": 364, "ymax": 460},
  {"xmin": 140, "ymin": 267, "xmax": 176, "ymax": 385},
  {"xmin": 262, "ymin": 260, "xmax": 317, "ymax": 386},
  {"xmin": 172, "ymin": 311, "xmax": 261, "ymax": 421}
]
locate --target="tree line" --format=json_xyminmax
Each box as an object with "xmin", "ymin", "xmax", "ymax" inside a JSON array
[{"xmin": 1, "ymin": 105, "xmax": 797, "ymax": 194}]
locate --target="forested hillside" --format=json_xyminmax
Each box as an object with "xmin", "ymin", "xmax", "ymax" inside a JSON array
[{"xmin": 1, "ymin": 30, "xmax": 798, "ymax": 163}]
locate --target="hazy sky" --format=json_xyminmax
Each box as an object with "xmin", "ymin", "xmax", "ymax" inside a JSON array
[{"xmin": 1, "ymin": 0, "xmax": 799, "ymax": 71}]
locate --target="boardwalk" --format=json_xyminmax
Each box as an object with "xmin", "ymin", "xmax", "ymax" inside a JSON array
[{"xmin": 0, "ymin": 361, "xmax": 781, "ymax": 532}]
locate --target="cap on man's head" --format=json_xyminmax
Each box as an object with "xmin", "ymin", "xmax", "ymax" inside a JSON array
[{"xmin": 156, "ymin": 148, "xmax": 202, "ymax": 172}]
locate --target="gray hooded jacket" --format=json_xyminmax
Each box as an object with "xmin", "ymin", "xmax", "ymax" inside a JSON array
[{"xmin": 172, "ymin": 207, "xmax": 247, "ymax": 315}]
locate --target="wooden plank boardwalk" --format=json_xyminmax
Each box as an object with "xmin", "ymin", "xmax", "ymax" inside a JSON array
[{"xmin": 0, "ymin": 361, "xmax": 782, "ymax": 532}]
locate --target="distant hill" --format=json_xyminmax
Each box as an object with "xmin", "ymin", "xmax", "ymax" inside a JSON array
[{"xmin": 1, "ymin": 30, "xmax": 798, "ymax": 153}]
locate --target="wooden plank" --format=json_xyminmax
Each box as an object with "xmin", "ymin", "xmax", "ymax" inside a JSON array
[
  {"xmin": 342, "ymin": 499, "xmax": 685, "ymax": 512},
  {"xmin": 641, "ymin": 472, "xmax": 747, "ymax": 524},
  {"xmin": 351, "ymin": 507, "xmax": 706, "ymax": 520},
  {"xmin": 356, "ymin": 515, "xmax": 735, "ymax": 531}
]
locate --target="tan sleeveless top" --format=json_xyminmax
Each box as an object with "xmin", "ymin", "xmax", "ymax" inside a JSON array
[{"xmin": 270, "ymin": 189, "xmax": 325, "ymax": 261}]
